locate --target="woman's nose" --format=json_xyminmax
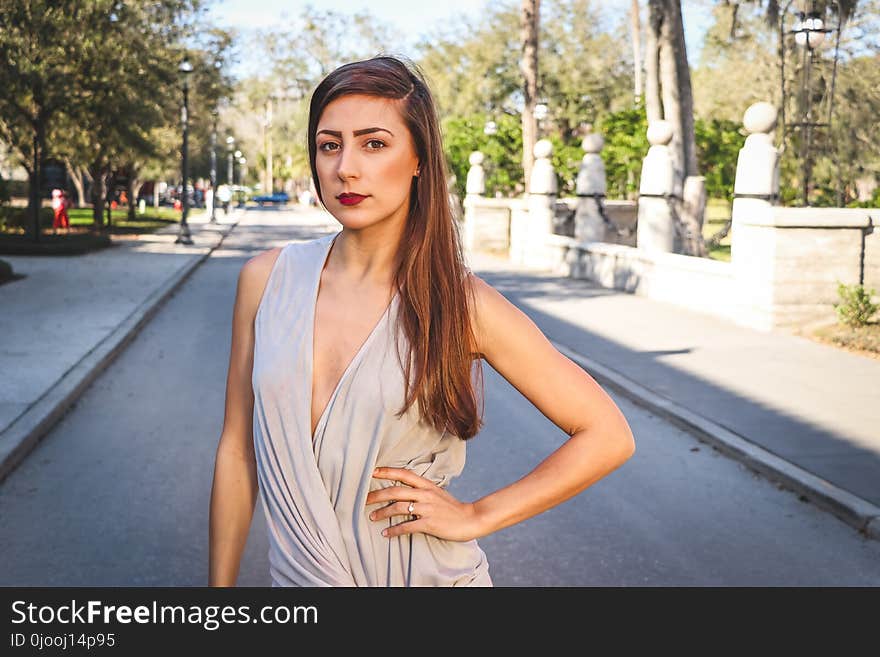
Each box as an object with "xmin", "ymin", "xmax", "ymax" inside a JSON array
[{"xmin": 336, "ymin": 147, "xmax": 359, "ymax": 180}]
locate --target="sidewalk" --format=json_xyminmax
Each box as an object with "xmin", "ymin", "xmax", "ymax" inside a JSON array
[
  {"xmin": 0, "ymin": 207, "xmax": 244, "ymax": 482},
  {"xmin": 465, "ymin": 248, "xmax": 880, "ymax": 539}
]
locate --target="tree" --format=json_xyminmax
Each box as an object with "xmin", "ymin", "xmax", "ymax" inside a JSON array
[
  {"xmin": 645, "ymin": 0, "xmax": 704, "ymax": 254},
  {"xmin": 417, "ymin": 0, "xmax": 632, "ymax": 196},
  {"xmin": 631, "ymin": 0, "xmax": 643, "ymax": 103},
  {"xmin": 0, "ymin": 0, "xmax": 88, "ymax": 240},
  {"xmin": 645, "ymin": 0, "xmax": 697, "ymax": 184},
  {"xmin": 520, "ymin": 0, "xmax": 540, "ymax": 190}
]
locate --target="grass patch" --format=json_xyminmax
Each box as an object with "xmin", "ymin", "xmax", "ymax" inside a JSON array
[
  {"xmin": 810, "ymin": 321, "xmax": 880, "ymax": 359},
  {"xmin": 68, "ymin": 207, "xmax": 181, "ymax": 233},
  {"xmin": 703, "ymin": 198, "xmax": 732, "ymax": 262},
  {"xmin": 0, "ymin": 206, "xmax": 183, "ymax": 237}
]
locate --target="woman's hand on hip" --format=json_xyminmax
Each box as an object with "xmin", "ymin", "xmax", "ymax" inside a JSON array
[{"xmin": 366, "ymin": 467, "xmax": 483, "ymax": 542}]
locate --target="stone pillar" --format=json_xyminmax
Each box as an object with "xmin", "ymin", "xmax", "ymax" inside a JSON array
[
  {"xmin": 730, "ymin": 102, "xmax": 781, "ymax": 325},
  {"xmin": 524, "ymin": 139, "xmax": 557, "ymax": 267},
  {"xmin": 574, "ymin": 133, "xmax": 607, "ymax": 243},
  {"xmin": 463, "ymin": 151, "xmax": 486, "ymax": 251},
  {"xmin": 636, "ymin": 120, "xmax": 677, "ymax": 253},
  {"xmin": 731, "ymin": 101, "xmax": 780, "ymax": 239}
]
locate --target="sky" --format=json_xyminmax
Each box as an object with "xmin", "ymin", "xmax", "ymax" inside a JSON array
[{"xmin": 211, "ymin": 0, "xmax": 716, "ymax": 79}]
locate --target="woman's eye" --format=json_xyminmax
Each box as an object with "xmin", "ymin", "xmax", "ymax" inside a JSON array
[
  {"xmin": 365, "ymin": 139, "xmax": 386, "ymax": 150},
  {"xmin": 318, "ymin": 142, "xmax": 339, "ymax": 152}
]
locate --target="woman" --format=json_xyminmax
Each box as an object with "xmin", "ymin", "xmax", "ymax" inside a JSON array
[{"xmin": 209, "ymin": 55, "xmax": 635, "ymax": 587}]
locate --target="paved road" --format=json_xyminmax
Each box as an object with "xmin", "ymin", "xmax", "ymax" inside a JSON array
[{"xmin": 2, "ymin": 209, "xmax": 878, "ymax": 585}]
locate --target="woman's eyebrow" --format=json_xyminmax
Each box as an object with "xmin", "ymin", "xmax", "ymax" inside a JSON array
[{"xmin": 316, "ymin": 127, "xmax": 395, "ymax": 137}]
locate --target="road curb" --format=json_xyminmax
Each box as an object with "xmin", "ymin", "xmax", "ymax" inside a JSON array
[
  {"xmin": 551, "ymin": 340, "xmax": 880, "ymax": 542},
  {"xmin": 0, "ymin": 212, "xmax": 243, "ymax": 485}
]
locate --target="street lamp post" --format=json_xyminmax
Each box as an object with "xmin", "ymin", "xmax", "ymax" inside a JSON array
[
  {"xmin": 226, "ymin": 136, "xmax": 235, "ymax": 187},
  {"xmin": 209, "ymin": 109, "xmax": 218, "ymax": 224},
  {"xmin": 234, "ymin": 149, "xmax": 242, "ymax": 205},
  {"xmin": 779, "ymin": 0, "xmax": 841, "ymax": 206},
  {"xmin": 176, "ymin": 57, "xmax": 194, "ymax": 245},
  {"xmin": 238, "ymin": 156, "xmax": 247, "ymax": 206}
]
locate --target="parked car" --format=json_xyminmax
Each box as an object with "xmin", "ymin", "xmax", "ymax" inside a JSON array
[{"xmin": 252, "ymin": 191, "xmax": 289, "ymax": 206}]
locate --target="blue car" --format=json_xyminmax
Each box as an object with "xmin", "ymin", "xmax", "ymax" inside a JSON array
[{"xmin": 252, "ymin": 191, "xmax": 289, "ymax": 206}]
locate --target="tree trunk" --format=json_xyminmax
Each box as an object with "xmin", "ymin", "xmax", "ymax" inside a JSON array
[
  {"xmin": 520, "ymin": 0, "xmax": 539, "ymax": 193},
  {"xmin": 128, "ymin": 178, "xmax": 144, "ymax": 221},
  {"xmin": 645, "ymin": 0, "xmax": 662, "ymax": 124},
  {"xmin": 657, "ymin": 0, "xmax": 697, "ymax": 187},
  {"xmin": 28, "ymin": 129, "xmax": 44, "ymax": 242},
  {"xmin": 630, "ymin": 0, "xmax": 643, "ymax": 103},
  {"xmin": 90, "ymin": 164, "xmax": 106, "ymax": 228},
  {"xmin": 680, "ymin": 175, "xmax": 708, "ymax": 257},
  {"xmin": 65, "ymin": 159, "xmax": 87, "ymax": 208},
  {"xmin": 669, "ymin": 0, "xmax": 697, "ymax": 178},
  {"xmin": 127, "ymin": 173, "xmax": 140, "ymax": 223},
  {"xmin": 105, "ymin": 172, "xmax": 114, "ymax": 227},
  {"xmin": 646, "ymin": 0, "xmax": 703, "ymax": 253}
]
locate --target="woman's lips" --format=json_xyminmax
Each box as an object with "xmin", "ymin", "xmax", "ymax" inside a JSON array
[{"xmin": 338, "ymin": 194, "xmax": 367, "ymax": 206}]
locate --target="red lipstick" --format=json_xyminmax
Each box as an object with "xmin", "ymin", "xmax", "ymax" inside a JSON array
[{"xmin": 337, "ymin": 193, "xmax": 367, "ymax": 206}]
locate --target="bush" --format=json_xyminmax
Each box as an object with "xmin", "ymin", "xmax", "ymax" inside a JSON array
[
  {"xmin": 833, "ymin": 281, "xmax": 879, "ymax": 327},
  {"xmin": 0, "ymin": 175, "xmax": 10, "ymax": 206},
  {"xmin": 0, "ymin": 206, "xmax": 55, "ymax": 233}
]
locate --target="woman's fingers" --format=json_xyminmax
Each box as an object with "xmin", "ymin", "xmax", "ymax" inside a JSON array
[
  {"xmin": 371, "ymin": 466, "xmax": 434, "ymax": 489},
  {"xmin": 365, "ymin": 485, "xmax": 424, "ymax": 507},
  {"xmin": 369, "ymin": 500, "xmax": 429, "ymax": 522}
]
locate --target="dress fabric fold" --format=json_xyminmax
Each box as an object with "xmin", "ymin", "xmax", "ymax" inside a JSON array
[{"xmin": 251, "ymin": 230, "xmax": 493, "ymax": 587}]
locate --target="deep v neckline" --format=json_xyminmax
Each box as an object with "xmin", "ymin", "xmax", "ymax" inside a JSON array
[{"xmin": 308, "ymin": 231, "xmax": 399, "ymax": 446}]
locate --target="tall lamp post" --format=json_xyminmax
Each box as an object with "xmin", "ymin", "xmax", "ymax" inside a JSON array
[
  {"xmin": 176, "ymin": 57, "xmax": 194, "ymax": 245},
  {"xmin": 779, "ymin": 0, "xmax": 841, "ymax": 206},
  {"xmin": 209, "ymin": 108, "xmax": 218, "ymax": 224},
  {"xmin": 226, "ymin": 136, "xmax": 235, "ymax": 188},
  {"xmin": 234, "ymin": 149, "xmax": 242, "ymax": 205},
  {"xmin": 238, "ymin": 156, "xmax": 247, "ymax": 206}
]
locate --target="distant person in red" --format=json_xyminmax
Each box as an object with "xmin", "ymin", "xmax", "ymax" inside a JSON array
[{"xmin": 51, "ymin": 189, "xmax": 70, "ymax": 232}]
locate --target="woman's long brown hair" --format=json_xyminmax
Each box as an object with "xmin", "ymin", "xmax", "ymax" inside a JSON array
[{"xmin": 307, "ymin": 55, "xmax": 484, "ymax": 440}]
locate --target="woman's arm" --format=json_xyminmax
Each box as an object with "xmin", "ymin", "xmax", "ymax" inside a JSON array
[
  {"xmin": 208, "ymin": 249, "xmax": 279, "ymax": 586},
  {"xmin": 369, "ymin": 273, "xmax": 635, "ymax": 541},
  {"xmin": 467, "ymin": 273, "xmax": 636, "ymax": 537}
]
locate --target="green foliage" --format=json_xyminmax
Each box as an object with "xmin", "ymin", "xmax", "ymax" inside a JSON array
[
  {"xmin": 442, "ymin": 105, "xmax": 747, "ymax": 202},
  {"xmin": 442, "ymin": 113, "xmax": 523, "ymax": 199},
  {"xmin": 834, "ymin": 282, "xmax": 879, "ymax": 327},
  {"xmin": 597, "ymin": 107, "xmax": 648, "ymax": 199},
  {"xmin": 694, "ymin": 118, "xmax": 744, "ymax": 201}
]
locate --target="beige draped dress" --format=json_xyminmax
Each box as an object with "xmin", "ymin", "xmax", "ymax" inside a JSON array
[{"xmin": 251, "ymin": 229, "xmax": 492, "ymax": 586}]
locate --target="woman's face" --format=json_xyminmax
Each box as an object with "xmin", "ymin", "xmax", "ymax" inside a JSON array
[{"xmin": 314, "ymin": 94, "xmax": 420, "ymax": 229}]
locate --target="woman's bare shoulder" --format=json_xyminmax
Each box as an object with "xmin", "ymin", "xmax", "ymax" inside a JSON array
[
  {"xmin": 464, "ymin": 270, "xmax": 499, "ymax": 357},
  {"xmin": 237, "ymin": 245, "xmax": 286, "ymax": 312}
]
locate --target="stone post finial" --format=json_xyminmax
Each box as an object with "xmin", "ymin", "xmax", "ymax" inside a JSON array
[
  {"xmin": 743, "ymin": 102, "xmax": 778, "ymax": 135},
  {"xmin": 530, "ymin": 139, "xmax": 557, "ymax": 195},
  {"xmin": 733, "ymin": 102, "xmax": 780, "ymax": 199},
  {"xmin": 466, "ymin": 150, "xmax": 486, "ymax": 196}
]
